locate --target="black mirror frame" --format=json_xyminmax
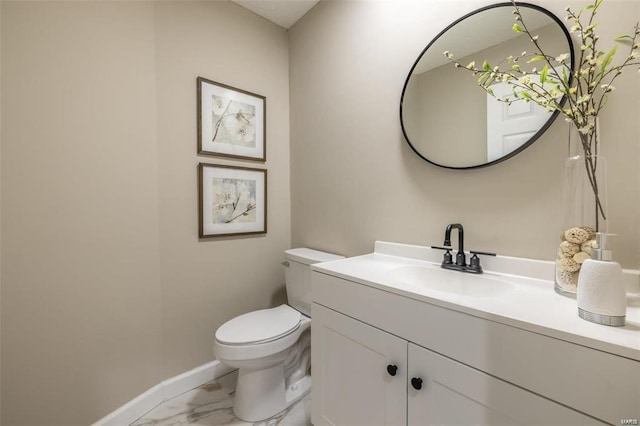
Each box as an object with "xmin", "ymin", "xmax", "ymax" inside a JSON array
[{"xmin": 399, "ymin": 2, "xmax": 575, "ymax": 170}]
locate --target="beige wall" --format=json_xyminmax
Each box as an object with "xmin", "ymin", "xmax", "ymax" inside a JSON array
[
  {"xmin": 1, "ymin": 1, "xmax": 289, "ymax": 425},
  {"xmin": 153, "ymin": 1, "xmax": 290, "ymax": 376},
  {"xmin": 416, "ymin": 59, "xmax": 486, "ymax": 166},
  {"xmin": 289, "ymin": 0, "xmax": 640, "ymax": 268},
  {"xmin": 0, "ymin": 1, "xmax": 3, "ymax": 422},
  {"xmin": 2, "ymin": 3, "xmax": 163, "ymax": 424}
]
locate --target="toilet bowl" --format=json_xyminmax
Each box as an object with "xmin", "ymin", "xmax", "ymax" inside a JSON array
[
  {"xmin": 213, "ymin": 248, "xmax": 344, "ymax": 422},
  {"xmin": 214, "ymin": 305, "xmax": 311, "ymax": 421}
]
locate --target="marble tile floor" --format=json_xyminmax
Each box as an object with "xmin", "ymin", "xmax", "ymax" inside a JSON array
[{"xmin": 130, "ymin": 370, "xmax": 311, "ymax": 426}]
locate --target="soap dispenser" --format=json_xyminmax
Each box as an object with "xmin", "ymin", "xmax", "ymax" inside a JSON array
[{"xmin": 576, "ymin": 233, "xmax": 626, "ymax": 326}]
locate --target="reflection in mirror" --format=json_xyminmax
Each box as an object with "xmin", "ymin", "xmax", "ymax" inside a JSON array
[{"xmin": 400, "ymin": 3, "xmax": 574, "ymax": 169}]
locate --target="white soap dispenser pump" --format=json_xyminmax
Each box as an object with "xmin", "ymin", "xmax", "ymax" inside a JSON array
[{"xmin": 577, "ymin": 233, "xmax": 626, "ymax": 326}]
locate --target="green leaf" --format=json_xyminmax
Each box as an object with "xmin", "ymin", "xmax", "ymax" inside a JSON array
[
  {"xmin": 512, "ymin": 23, "xmax": 523, "ymax": 33},
  {"xmin": 477, "ymin": 72, "xmax": 490, "ymax": 86},
  {"xmin": 615, "ymin": 34, "xmax": 634, "ymax": 45},
  {"xmin": 581, "ymin": 0, "xmax": 602, "ymax": 14},
  {"xmin": 540, "ymin": 64, "xmax": 549, "ymax": 83},
  {"xmin": 482, "ymin": 60, "xmax": 491, "ymax": 71},
  {"xmin": 526, "ymin": 55, "xmax": 546, "ymax": 63},
  {"xmin": 600, "ymin": 44, "xmax": 617, "ymax": 76}
]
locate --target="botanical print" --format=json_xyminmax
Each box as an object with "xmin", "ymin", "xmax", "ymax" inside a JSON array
[
  {"xmin": 211, "ymin": 178, "xmax": 257, "ymax": 224},
  {"xmin": 199, "ymin": 163, "xmax": 266, "ymax": 238},
  {"xmin": 211, "ymin": 94, "xmax": 256, "ymax": 148}
]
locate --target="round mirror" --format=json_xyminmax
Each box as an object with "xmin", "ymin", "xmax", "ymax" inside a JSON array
[{"xmin": 400, "ymin": 2, "xmax": 574, "ymax": 169}]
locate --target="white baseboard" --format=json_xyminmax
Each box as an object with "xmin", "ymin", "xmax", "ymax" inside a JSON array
[
  {"xmin": 92, "ymin": 360, "xmax": 235, "ymax": 426},
  {"xmin": 92, "ymin": 384, "xmax": 165, "ymax": 426}
]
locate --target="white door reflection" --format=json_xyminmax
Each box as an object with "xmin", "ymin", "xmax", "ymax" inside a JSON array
[{"xmin": 486, "ymin": 79, "xmax": 552, "ymax": 162}]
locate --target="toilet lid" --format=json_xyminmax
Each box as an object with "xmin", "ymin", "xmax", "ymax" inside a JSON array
[{"xmin": 215, "ymin": 305, "xmax": 302, "ymax": 345}]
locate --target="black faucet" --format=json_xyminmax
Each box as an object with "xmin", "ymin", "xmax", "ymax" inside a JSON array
[
  {"xmin": 431, "ymin": 224, "xmax": 496, "ymax": 274},
  {"xmin": 444, "ymin": 223, "xmax": 466, "ymax": 267}
]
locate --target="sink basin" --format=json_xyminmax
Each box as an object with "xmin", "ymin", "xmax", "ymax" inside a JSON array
[{"xmin": 385, "ymin": 265, "xmax": 513, "ymax": 297}]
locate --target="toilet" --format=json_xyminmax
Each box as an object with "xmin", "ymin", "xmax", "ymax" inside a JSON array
[{"xmin": 213, "ymin": 248, "xmax": 344, "ymax": 422}]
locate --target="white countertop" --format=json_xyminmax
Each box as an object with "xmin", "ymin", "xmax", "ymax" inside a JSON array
[{"xmin": 312, "ymin": 241, "xmax": 640, "ymax": 361}]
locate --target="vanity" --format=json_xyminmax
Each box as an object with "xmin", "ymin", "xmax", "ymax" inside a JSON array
[{"xmin": 310, "ymin": 242, "xmax": 640, "ymax": 425}]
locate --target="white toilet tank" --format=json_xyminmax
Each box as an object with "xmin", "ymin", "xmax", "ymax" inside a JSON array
[{"xmin": 284, "ymin": 248, "xmax": 344, "ymax": 316}]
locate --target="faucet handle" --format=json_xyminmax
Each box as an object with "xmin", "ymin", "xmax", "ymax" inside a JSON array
[
  {"xmin": 468, "ymin": 253, "xmax": 482, "ymax": 273},
  {"xmin": 469, "ymin": 250, "xmax": 496, "ymax": 257},
  {"xmin": 467, "ymin": 250, "xmax": 496, "ymax": 274},
  {"xmin": 431, "ymin": 246, "xmax": 453, "ymax": 265}
]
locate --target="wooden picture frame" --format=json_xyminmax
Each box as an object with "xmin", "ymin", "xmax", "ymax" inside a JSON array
[
  {"xmin": 197, "ymin": 77, "xmax": 266, "ymax": 161},
  {"xmin": 198, "ymin": 163, "xmax": 267, "ymax": 238}
]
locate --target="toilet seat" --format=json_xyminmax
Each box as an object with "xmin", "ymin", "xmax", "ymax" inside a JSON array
[
  {"xmin": 213, "ymin": 305, "xmax": 311, "ymax": 363},
  {"xmin": 215, "ymin": 305, "xmax": 302, "ymax": 346}
]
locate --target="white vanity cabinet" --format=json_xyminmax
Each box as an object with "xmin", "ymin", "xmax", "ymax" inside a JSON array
[
  {"xmin": 311, "ymin": 303, "xmax": 407, "ymax": 426},
  {"xmin": 407, "ymin": 343, "xmax": 600, "ymax": 425},
  {"xmin": 311, "ymin": 265, "xmax": 638, "ymax": 426},
  {"xmin": 312, "ymin": 303, "xmax": 602, "ymax": 426}
]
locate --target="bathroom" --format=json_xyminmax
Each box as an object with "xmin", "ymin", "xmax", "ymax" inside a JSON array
[{"xmin": 0, "ymin": 0, "xmax": 639, "ymax": 425}]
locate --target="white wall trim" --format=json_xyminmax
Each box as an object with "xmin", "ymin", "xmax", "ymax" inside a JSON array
[{"xmin": 92, "ymin": 360, "xmax": 235, "ymax": 426}]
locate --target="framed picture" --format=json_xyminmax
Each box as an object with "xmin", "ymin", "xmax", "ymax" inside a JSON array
[
  {"xmin": 198, "ymin": 163, "xmax": 267, "ymax": 238},
  {"xmin": 197, "ymin": 77, "xmax": 266, "ymax": 161}
]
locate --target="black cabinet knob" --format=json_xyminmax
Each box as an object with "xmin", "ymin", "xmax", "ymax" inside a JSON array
[
  {"xmin": 386, "ymin": 364, "xmax": 398, "ymax": 376},
  {"xmin": 411, "ymin": 377, "xmax": 423, "ymax": 390}
]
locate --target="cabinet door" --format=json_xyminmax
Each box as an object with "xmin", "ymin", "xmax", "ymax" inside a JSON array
[
  {"xmin": 408, "ymin": 343, "xmax": 605, "ymax": 425},
  {"xmin": 312, "ymin": 303, "xmax": 407, "ymax": 426}
]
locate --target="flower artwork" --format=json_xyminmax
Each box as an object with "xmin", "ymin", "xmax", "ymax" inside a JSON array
[
  {"xmin": 198, "ymin": 77, "xmax": 266, "ymax": 161},
  {"xmin": 211, "ymin": 178, "xmax": 257, "ymax": 224},
  {"xmin": 211, "ymin": 95, "xmax": 256, "ymax": 148},
  {"xmin": 199, "ymin": 163, "xmax": 266, "ymax": 237}
]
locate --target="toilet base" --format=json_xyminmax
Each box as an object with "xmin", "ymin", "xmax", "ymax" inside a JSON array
[
  {"xmin": 233, "ymin": 365, "xmax": 311, "ymax": 422},
  {"xmin": 285, "ymin": 374, "xmax": 311, "ymax": 408}
]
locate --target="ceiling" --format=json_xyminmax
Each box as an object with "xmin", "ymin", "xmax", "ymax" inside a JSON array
[{"xmin": 230, "ymin": 0, "xmax": 320, "ymax": 29}]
